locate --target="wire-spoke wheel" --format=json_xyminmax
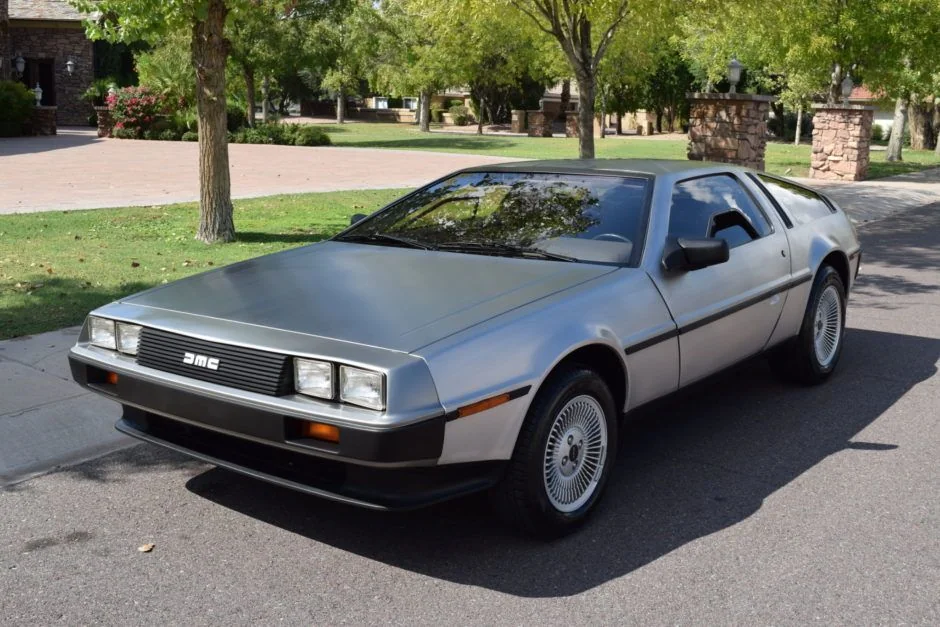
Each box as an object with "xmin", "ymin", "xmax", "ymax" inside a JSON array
[
  {"xmin": 813, "ymin": 285, "xmax": 843, "ymax": 367},
  {"xmin": 491, "ymin": 365, "xmax": 618, "ymax": 538},
  {"xmin": 770, "ymin": 264, "xmax": 846, "ymax": 385},
  {"xmin": 543, "ymin": 395, "xmax": 608, "ymax": 513}
]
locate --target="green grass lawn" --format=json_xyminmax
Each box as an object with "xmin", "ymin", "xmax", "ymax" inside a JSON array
[
  {"xmin": 320, "ymin": 121, "xmax": 940, "ymax": 179},
  {"xmin": 0, "ymin": 189, "xmax": 407, "ymax": 339}
]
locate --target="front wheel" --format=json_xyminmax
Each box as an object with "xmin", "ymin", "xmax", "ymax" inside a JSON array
[
  {"xmin": 770, "ymin": 265, "xmax": 846, "ymax": 384},
  {"xmin": 491, "ymin": 365, "xmax": 618, "ymax": 538}
]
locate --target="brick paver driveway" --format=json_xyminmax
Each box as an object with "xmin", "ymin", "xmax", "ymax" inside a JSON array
[{"xmin": 0, "ymin": 128, "xmax": 514, "ymax": 214}]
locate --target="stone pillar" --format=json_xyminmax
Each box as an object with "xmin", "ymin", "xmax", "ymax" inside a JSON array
[
  {"xmin": 565, "ymin": 112, "xmax": 579, "ymax": 137},
  {"xmin": 687, "ymin": 93, "xmax": 776, "ymax": 171},
  {"xmin": 28, "ymin": 106, "xmax": 57, "ymax": 135},
  {"xmin": 94, "ymin": 106, "xmax": 113, "ymax": 138},
  {"xmin": 526, "ymin": 110, "xmax": 552, "ymax": 137},
  {"xmin": 809, "ymin": 104, "xmax": 875, "ymax": 181},
  {"xmin": 510, "ymin": 109, "xmax": 526, "ymax": 134}
]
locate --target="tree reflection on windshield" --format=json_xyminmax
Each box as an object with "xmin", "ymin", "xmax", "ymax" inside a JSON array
[{"xmin": 341, "ymin": 172, "xmax": 649, "ymax": 264}]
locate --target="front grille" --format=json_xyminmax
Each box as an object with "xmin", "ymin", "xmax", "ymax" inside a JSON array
[{"xmin": 136, "ymin": 327, "xmax": 292, "ymax": 396}]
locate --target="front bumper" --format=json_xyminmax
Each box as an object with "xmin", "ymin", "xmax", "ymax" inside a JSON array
[{"xmin": 69, "ymin": 355, "xmax": 505, "ymax": 509}]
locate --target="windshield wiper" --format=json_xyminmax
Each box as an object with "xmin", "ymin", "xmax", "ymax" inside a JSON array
[
  {"xmin": 437, "ymin": 241, "xmax": 576, "ymax": 262},
  {"xmin": 335, "ymin": 232, "xmax": 436, "ymax": 250}
]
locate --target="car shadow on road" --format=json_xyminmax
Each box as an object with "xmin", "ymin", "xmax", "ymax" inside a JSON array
[
  {"xmin": 0, "ymin": 129, "xmax": 102, "ymax": 157},
  {"xmin": 185, "ymin": 327, "xmax": 938, "ymax": 597}
]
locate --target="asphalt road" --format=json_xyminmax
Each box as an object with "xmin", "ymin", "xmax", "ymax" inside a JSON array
[{"xmin": 1, "ymin": 205, "xmax": 938, "ymax": 625}]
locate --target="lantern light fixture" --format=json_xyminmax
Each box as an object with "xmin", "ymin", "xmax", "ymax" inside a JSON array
[
  {"xmin": 65, "ymin": 56, "xmax": 76, "ymax": 76},
  {"xmin": 14, "ymin": 54, "xmax": 26, "ymax": 75},
  {"xmin": 727, "ymin": 57, "xmax": 744, "ymax": 94},
  {"xmin": 840, "ymin": 73, "xmax": 854, "ymax": 105}
]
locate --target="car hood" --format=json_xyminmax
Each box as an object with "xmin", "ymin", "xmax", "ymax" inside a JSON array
[{"xmin": 121, "ymin": 241, "xmax": 616, "ymax": 353}]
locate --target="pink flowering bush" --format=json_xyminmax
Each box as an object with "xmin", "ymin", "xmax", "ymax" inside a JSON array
[{"xmin": 108, "ymin": 86, "xmax": 167, "ymax": 138}]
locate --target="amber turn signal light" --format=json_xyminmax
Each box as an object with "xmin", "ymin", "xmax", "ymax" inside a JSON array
[
  {"xmin": 301, "ymin": 421, "xmax": 340, "ymax": 443},
  {"xmin": 106, "ymin": 371, "xmax": 119, "ymax": 385},
  {"xmin": 456, "ymin": 393, "xmax": 511, "ymax": 419}
]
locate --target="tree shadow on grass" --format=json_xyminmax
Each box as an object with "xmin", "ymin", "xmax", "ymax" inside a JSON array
[
  {"xmin": 235, "ymin": 231, "xmax": 334, "ymax": 245},
  {"xmin": 0, "ymin": 278, "xmax": 152, "ymax": 341},
  {"xmin": 335, "ymin": 135, "xmax": 517, "ymax": 152},
  {"xmin": 185, "ymin": 327, "xmax": 938, "ymax": 597}
]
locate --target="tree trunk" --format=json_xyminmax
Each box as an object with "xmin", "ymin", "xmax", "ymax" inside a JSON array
[
  {"xmin": 261, "ymin": 75, "xmax": 270, "ymax": 122},
  {"xmin": 828, "ymin": 63, "xmax": 843, "ymax": 104},
  {"xmin": 934, "ymin": 99, "xmax": 940, "ymax": 157},
  {"xmin": 192, "ymin": 0, "xmax": 234, "ymax": 244},
  {"xmin": 243, "ymin": 65, "xmax": 255, "ymax": 128},
  {"xmin": 476, "ymin": 95, "xmax": 484, "ymax": 135},
  {"xmin": 616, "ymin": 112, "xmax": 622, "ymax": 135},
  {"xmin": 558, "ymin": 79, "xmax": 571, "ymax": 121},
  {"xmin": 336, "ymin": 89, "xmax": 345, "ymax": 124},
  {"xmin": 576, "ymin": 75, "xmax": 595, "ymax": 159},
  {"xmin": 419, "ymin": 88, "xmax": 430, "ymax": 132},
  {"xmin": 908, "ymin": 97, "xmax": 930, "ymax": 150},
  {"xmin": 598, "ymin": 90, "xmax": 606, "ymax": 139},
  {"xmin": 886, "ymin": 94, "xmax": 909, "ymax": 162},
  {"xmin": 794, "ymin": 103, "xmax": 803, "ymax": 146}
]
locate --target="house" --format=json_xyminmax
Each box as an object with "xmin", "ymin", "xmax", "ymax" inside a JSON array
[
  {"xmin": 848, "ymin": 85, "xmax": 894, "ymax": 134},
  {"xmin": 1, "ymin": 0, "xmax": 94, "ymax": 126}
]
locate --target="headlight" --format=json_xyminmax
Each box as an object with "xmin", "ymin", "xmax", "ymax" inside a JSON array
[
  {"xmin": 116, "ymin": 323, "xmax": 142, "ymax": 355},
  {"xmin": 340, "ymin": 365, "xmax": 385, "ymax": 411},
  {"xmin": 294, "ymin": 358, "xmax": 334, "ymax": 400},
  {"xmin": 89, "ymin": 317, "xmax": 117, "ymax": 350}
]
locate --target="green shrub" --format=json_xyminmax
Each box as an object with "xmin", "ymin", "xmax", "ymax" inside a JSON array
[
  {"xmin": 0, "ymin": 81, "xmax": 35, "ymax": 137},
  {"xmin": 158, "ymin": 128, "xmax": 182, "ymax": 141},
  {"xmin": 291, "ymin": 125, "xmax": 331, "ymax": 146},
  {"xmin": 870, "ymin": 124, "xmax": 884, "ymax": 142},
  {"xmin": 81, "ymin": 77, "xmax": 118, "ymax": 106},
  {"xmin": 181, "ymin": 130, "xmax": 198, "ymax": 142},
  {"xmin": 430, "ymin": 107, "xmax": 445, "ymax": 123},
  {"xmin": 448, "ymin": 98, "xmax": 465, "ymax": 108},
  {"xmin": 112, "ymin": 127, "xmax": 139, "ymax": 139},
  {"xmin": 227, "ymin": 104, "xmax": 248, "ymax": 132},
  {"xmin": 449, "ymin": 104, "xmax": 470, "ymax": 126}
]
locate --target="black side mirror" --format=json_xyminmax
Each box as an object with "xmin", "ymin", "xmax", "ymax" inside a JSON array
[
  {"xmin": 350, "ymin": 213, "xmax": 367, "ymax": 226},
  {"xmin": 662, "ymin": 237, "xmax": 730, "ymax": 272}
]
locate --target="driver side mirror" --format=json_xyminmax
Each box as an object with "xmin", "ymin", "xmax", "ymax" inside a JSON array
[
  {"xmin": 662, "ymin": 237, "xmax": 730, "ymax": 272},
  {"xmin": 350, "ymin": 213, "xmax": 367, "ymax": 226}
]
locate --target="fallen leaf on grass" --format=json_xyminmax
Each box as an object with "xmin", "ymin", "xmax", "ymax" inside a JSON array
[
  {"xmin": 137, "ymin": 543, "xmax": 155, "ymax": 553},
  {"xmin": 131, "ymin": 261, "xmax": 140, "ymax": 268},
  {"xmin": 46, "ymin": 268, "xmax": 53, "ymax": 275}
]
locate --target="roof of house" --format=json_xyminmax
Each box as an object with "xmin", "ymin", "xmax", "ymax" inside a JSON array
[{"xmin": 9, "ymin": 0, "xmax": 86, "ymax": 21}]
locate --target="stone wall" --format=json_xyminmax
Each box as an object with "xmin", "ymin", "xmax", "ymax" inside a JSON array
[
  {"xmin": 9, "ymin": 24, "xmax": 93, "ymax": 126},
  {"xmin": 565, "ymin": 112, "xmax": 579, "ymax": 137},
  {"xmin": 510, "ymin": 109, "xmax": 526, "ymax": 134},
  {"xmin": 0, "ymin": 0, "xmax": 10, "ymax": 81},
  {"xmin": 809, "ymin": 105, "xmax": 874, "ymax": 181},
  {"xmin": 526, "ymin": 111, "xmax": 552, "ymax": 137},
  {"xmin": 687, "ymin": 93, "xmax": 775, "ymax": 171}
]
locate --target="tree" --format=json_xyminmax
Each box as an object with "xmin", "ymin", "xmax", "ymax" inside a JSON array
[
  {"xmin": 317, "ymin": 0, "xmax": 379, "ymax": 124},
  {"xmin": 73, "ymin": 0, "xmax": 260, "ymax": 243},
  {"xmin": 502, "ymin": 0, "xmax": 641, "ymax": 158}
]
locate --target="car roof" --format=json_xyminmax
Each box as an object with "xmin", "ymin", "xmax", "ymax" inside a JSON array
[{"xmin": 463, "ymin": 159, "xmax": 744, "ymax": 178}]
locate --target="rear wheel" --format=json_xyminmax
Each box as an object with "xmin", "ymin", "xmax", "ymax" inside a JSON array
[
  {"xmin": 491, "ymin": 365, "xmax": 618, "ymax": 538},
  {"xmin": 770, "ymin": 265, "xmax": 846, "ymax": 384}
]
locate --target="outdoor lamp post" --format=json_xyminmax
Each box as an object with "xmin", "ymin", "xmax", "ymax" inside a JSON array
[
  {"xmin": 65, "ymin": 57, "xmax": 76, "ymax": 76},
  {"xmin": 841, "ymin": 74, "xmax": 854, "ymax": 105},
  {"xmin": 727, "ymin": 57, "xmax": 743, "ymax": 94},
  {"xmin": 33, "ymin": 83, "xmax": 43, "ymax": 106}
]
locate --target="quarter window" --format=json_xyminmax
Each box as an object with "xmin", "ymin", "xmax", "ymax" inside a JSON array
[
  {"xmin": 755, "ymin": 174, "xmax": 834, "ymax": 225},
  {"xmin": 669, "ymin": 175, "xmax": 772, "ymax": 249}
]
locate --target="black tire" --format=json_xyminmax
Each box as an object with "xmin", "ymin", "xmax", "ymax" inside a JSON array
[
  {"xmin": 770, "ymin": 265, "xmax": 846, "ymax": 385},
  {"xmin": 490, "ymin": 365, "xmax": 618, "ymax": 539}
]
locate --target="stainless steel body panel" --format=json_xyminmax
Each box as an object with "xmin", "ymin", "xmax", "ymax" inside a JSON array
[{"xmin": 70, "ymin": 159, "xmax": 860, "ymax": 487}]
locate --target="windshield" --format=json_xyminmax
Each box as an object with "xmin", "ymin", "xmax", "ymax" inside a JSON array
[{"xmin": 337, "ymin": 172, "xmax": 650, "ymax": 265}]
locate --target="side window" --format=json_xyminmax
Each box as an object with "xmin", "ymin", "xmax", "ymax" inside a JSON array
[
  {"xmin": 756, "ymin": 174, "xmax": 834, "ymax": 226},
  {"xmin": 669, "ymin": 175, "xmax": 772, "ymax": 249}
]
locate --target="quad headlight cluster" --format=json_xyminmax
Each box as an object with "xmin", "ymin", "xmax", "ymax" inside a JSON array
[
  {"xmin": 294, "ymin": 358, "xmax": 386, "ymax": 411},
  {"xmin": 89, "ymin": 316, "xmax": 143, "ymax": 356}
]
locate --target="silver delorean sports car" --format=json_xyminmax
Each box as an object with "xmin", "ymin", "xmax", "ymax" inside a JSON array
[{"xmin": 69, "ymin": 159, "xmax": 861, "ymax": 537}]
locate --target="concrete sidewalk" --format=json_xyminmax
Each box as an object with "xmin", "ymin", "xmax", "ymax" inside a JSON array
[{"xmin": 0, "ymin": 327, "xmax": 131, "ymax": 486}]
